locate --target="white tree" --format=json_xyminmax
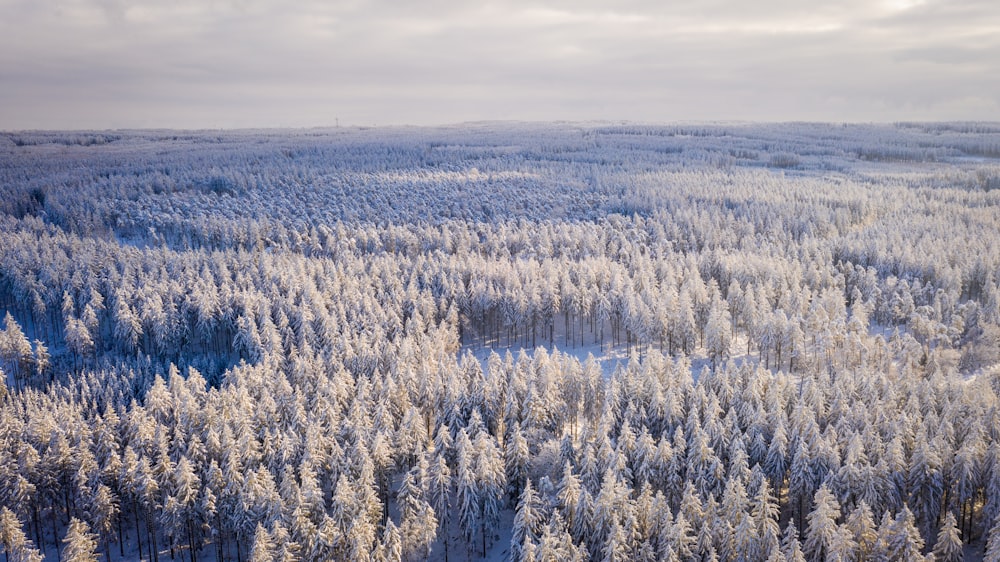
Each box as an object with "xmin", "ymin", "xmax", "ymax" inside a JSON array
[
  {"xmin": 705, "ymin": 296, "xmax": 732, "ymax": 371},
  {"xmin": 456, "ymin": 429, "xmax": 481, "ymax": 555},
  {"xmin": 750, "ymin": 478, "xmax": 781, "ymax": 560},
  {"xmin": 249, "ymin": 522, "xmax": 275, "ymax": 562},
  {"xmin": 475, "ymin": 431, "xmax": 505, "ymax": 557},
  {"xmin": 781, "ymin": 523, "xmax": 806, "ymax": 562},
  {"xmin": 932, "ymin": 511, "xmax": 963, "ymax": 562},
  {"xmin": 984, "ymin": 516, "xmax": 1000, "ymax": 562},
  {"xmin": 886, "ymin": 505, "xmax": 924, "ymax": 562},
  {"xmin": 844, "ymin": 501, "xmax": 877, "ymax": 559},
  {"xmin": 511, "ymin": 479, "xmax": 543, "ymax": 562},
  {"xmin": 0, "ymin": 507, "xmax": 43, "ymax": 562},
  {"xmin": 804, "ymin": 484, "xmax": 841, "ymax": 561},
  {"xmin": 61, "ymin": 518, "xmax": 99, "ymax": 562},
  {"xmin": 64, "ymin": 316, "xmax": 94, "ymax": 369}
]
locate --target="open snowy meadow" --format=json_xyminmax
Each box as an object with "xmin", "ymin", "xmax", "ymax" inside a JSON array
[{"xmin": 2, "ymin": 122, "xmax": 1000, "ymax": 561}]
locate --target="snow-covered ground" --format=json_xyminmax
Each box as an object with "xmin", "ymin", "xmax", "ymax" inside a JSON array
[{"xmin": 463, "ymin": 325, "xmax": 759, "ymax": 383}]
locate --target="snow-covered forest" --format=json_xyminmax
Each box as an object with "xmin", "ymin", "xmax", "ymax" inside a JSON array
[{"xmin": 2, "ymin": 122, "xmax": 1000, "ymax": 561}]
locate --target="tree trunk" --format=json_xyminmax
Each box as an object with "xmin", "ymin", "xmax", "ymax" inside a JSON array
[
  {"xmin": 118, "ymin": 509, "xmax": 125, "ymax": 557},
  {"xmin": 135, "ymin": 501, "xmax": 143, "ymax": 562},
  {"xmin": 51, "ymin": 511, "xmax": 61, "ymax": 562},
  {"xmin": 215, "ymin": 515, "xmax": 225, "ymax": 562},
  {"xmin": 188, "ymin": 517, "xmax": 197, "ymax": 562},
  {"xmin": 32, "ymin": 504, "xmax": 43, "ymax": 556},
  {"xmin": 149, "ymin": 512, "xmax": 159, "ymax": 562}
]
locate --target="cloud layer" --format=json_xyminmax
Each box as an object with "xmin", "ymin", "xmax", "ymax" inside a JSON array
[{"xmin": 2, "ymin": 0, "xmax": 998, "ymax": 129}]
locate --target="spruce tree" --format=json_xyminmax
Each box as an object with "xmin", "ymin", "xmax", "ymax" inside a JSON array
[{"xmin": 62, "ymin": 518, "xmax": 100, "ymax": 562}]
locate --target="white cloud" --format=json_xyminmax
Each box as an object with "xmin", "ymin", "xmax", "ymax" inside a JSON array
[{"xmin": 1, "ymin": 0, "xmax": 998, "ymax": 128}]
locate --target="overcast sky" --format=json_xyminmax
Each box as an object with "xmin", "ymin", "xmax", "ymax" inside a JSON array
[{"xmin": 1, "ymin": 0, "xmax": 998, "ymax": 129}]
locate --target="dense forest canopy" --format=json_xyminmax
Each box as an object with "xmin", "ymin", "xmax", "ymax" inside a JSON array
[{"xmin": 1, "ymin": 122, "xmax": 1000, "ymax": 561}]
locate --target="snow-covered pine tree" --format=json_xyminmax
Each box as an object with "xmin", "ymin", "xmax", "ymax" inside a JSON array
[
  {"xmin": 249, "ymin": 522, "xmax": 275, "ymax": 562},
  {"xmin": 886, "ymin": 505, "xmax": 925, "ymax": 561},
  {"xmin": 844, "ymin": 501, "xmax": 877, "ymax": 559},
  {"xmin": 0, "ymin": 507, "xmax": 43, "ymax": 562},
  {"xmin": 984, "ymin": 516, "xmax": 1000, "ymax": 562},
  {"xmin": 932, "ymin": 511, "xmax": 963, "ymax": 562},
  {"xmin": 804, "ymin": 484, "xmax": 841, "ymax": 561},
  {"xmin": 61, "ymin": 518, "xmax": 99, "ymax": 562},
  {"xmin": 781, "ymin": 523, "xmax": 806, "ymax": 562},
  {"xmin": 511, "ymin": 479, "xmax": 544, "ymax": 562}
]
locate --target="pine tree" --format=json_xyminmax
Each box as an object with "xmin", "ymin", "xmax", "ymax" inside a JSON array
[
  {"xmin": 764, "ymin": 421, "xmax": 789, "ymax": 491},
  {"xmin": 781, "ymin": 523, "xmax": 806, "ymax": 562},
  {"xmin": 511, "ymin": 480, "xmax": 543, "ymax": 562},
  {"xmin": 64, "ymin": 316, "xmax": 94, "ymax": 369},
  {"xmin": 0, "ymin": 507, "xmax": 43, "ymax": 562},
  {"xmin": 984, "ymin": 517, "xmax": 1000, "ymax": 562},
  {"xmin": 536, "ymin": 513, "xmax": 582, "ymax": 562},
  {"xmin": 601, "ymin": 518, "xmax": 629, "ymax": 562},
  {"xmin": 705, "ymin": 296, "xmax": 732, "ymax": 371},
  {"xmin": 271, "ymin": 521, "xmax": 300, "ymax": 562},
  {"xmin": 456, "ymin": 429, "xmax": 481, "ymax": 555},
  {"xmin": 427, "ymin": 448, "xmax": 452, "ymax": 560},
  {"xmin": 0, "ymin": 313, "xmax": 33, "ymax": 388},
  {"xmin": 62, "ymin": 518, "xmax": 100, "ymax": 562},
  {"xmin": 475, "ymin": 431, "xmax": 505, "ymax": 557},
  {"xmin": 908, "ymin": 438, "xmax": 945, "ymax": 542},
  {"xmin": 983, "ymin": 443, "xmax": 1000, "ymax": 528},
  {"xmin": 398, "ymin": 468, "xmax": 423, "ymax": 523},
  {"xmin": 825, "ymin": 527, "xmax": 858, "ymax": 562},
  {"xmin": 376, "ymin": 519, "xmax": 403, "ymax": 562},
  {"xmin": 844, "ymin": 501, "xmax": 877, "ymax": 559},
  {"xmin": 249, "ymin": 522, "xmax": 275, "ymax": 562},
  {"xmin": 932, "ymin": 512, "xmax": 963, "ymax": 562},
  {"xmin": 750, "ymin": 478, "xmax": 781, "ymax": 560},
  {"xmin": 667, "ymin": 511, "xmax": 696, "ymax": 561},
  {"xmin": 31, "ymin": 339, "xmax": 49, "ymax": 381},
  {"xmin": 556, "ymin": 462, "xmax": 584, "ymax": 541},
  {"xmin": 402, "ymin": 502, "xmax": 438, "ymax": 561},
  {"xmin": 788, "ymin": 438, "xmax": 818, "ymax": 532},
  {"xmin": 90, "ymin": 483, "xmax": 119, "ymax": 560},
  {"xmin": 506, "ymin": 426, "xmax": 530, "ymax": 505},
  {"xmin": 886, "ymin": 505, "xmax": 925, "ymax": 562},
  {"xmin": 804, "ymin": 484, "xmax": 841, "ymax": 561}
]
